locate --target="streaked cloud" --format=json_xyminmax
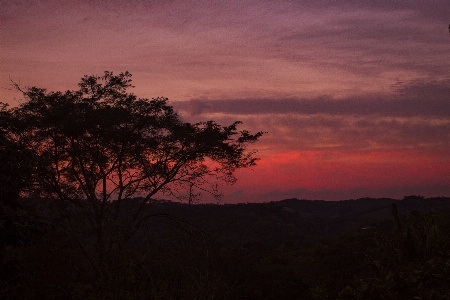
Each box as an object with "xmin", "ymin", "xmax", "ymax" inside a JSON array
[
  {"xmin": 1, "ymin": 0, "xmax": 449, "ymax": 201},
  {"xmin": 176, "ymin": 78, "xmax": 450, "ymax": 117},
  {"xmin": 174, "ymin": 78, "xmax": 450, "ymax": 156}
]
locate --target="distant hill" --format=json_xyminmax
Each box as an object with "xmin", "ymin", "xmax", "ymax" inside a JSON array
[
  {"xmin": 137, "ymin": 196, "xmax": 450, "ymax": 248},
  {"xmin": 275, "ymin": 196, "xmax": 450, "ymax": 218}
]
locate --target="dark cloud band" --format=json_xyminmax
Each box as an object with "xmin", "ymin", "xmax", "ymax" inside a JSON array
[{"xmin": 175, "ymin": 78, "xmax": 450, "ymax": 118}]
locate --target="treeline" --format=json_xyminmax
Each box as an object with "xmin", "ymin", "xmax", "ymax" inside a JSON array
[{"xmin": 1, "ymin": 196, "xmax": 450, "ymax": 299}]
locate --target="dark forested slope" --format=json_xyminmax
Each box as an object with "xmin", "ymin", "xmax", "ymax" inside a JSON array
[
  {"xmin": 2, "ymin": 196, "xmax": 450, "ymax": 299},
  {"xmin": 138, "ymin": 196, "xmax": 450, "ymax": 247}
]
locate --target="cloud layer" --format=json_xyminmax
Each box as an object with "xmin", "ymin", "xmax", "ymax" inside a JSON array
[
  {"xmin": 1, "ymin": 0, "xmax": 449, "ymax": 201},
  {"xmin": 2, "ymin": 0, "xmax": 449, "ymax": 102},
  {"xmin": 177, "ymin": 78, "xmax": 450, "ymax": 118},
  {"xmin": 174, "ymin": 78, "xmax": 450, "ymax": 154}
]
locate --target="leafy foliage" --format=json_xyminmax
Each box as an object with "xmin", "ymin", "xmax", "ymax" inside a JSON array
[{"xmin": 5, "ymin": 71, "xmax": 263, "ymax": 279}]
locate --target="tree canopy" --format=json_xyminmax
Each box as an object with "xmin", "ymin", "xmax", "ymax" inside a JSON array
[{"xmin": 3, "ymin": 71, "xmax": 263, "ymax": 277}]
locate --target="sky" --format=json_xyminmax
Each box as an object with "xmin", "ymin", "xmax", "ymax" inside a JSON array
[{"xmin": 1, "ymin": 0, "xmax": 449, "ymax": 202}]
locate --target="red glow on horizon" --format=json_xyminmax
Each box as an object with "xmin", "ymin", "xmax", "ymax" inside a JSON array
[{"xmin": 234, "ymin": 150, "xmax": 450, "ymax": 192}]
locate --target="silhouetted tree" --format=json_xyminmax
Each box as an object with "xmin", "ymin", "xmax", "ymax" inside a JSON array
[{"xmin": 6, "ymin": 71, "xmax": 263, "ymax": 278}]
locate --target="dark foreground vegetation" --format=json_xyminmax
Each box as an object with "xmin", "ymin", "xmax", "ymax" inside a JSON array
[{"xmin": 2, "ymin": 196, "xmax": 450, "ymax": 299}]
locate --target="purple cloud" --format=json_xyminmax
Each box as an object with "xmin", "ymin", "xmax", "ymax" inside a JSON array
[{"xmin": 175, "ymin": 78, "xmax": 450, "ymax": 118}]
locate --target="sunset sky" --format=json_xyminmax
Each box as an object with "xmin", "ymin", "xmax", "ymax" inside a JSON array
[{"xmin": 1, "ymin": 0, "xmax": 449, "ymax": 202}]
